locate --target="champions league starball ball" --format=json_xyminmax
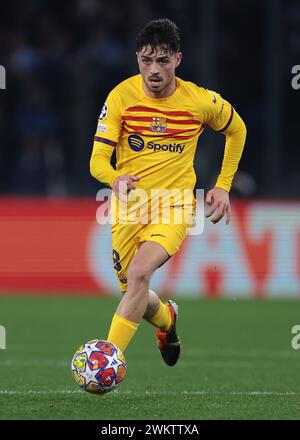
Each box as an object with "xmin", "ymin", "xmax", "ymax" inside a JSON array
[{"xmin": 71, "ymin": 339, "xmax": 126, "ymax": 394}]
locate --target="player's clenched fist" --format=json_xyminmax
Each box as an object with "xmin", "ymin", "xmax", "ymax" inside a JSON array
[{"xmin": 112, "ymin": 174, "xmax": 140, "ymax": 201}]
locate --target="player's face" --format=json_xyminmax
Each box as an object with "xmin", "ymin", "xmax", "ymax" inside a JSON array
[{"xmin": 137, "ymin": 45, "xmax": 182, "ymax": 98}]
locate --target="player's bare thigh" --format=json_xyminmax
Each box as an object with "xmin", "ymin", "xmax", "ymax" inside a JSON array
[{"xmin": 127, "ymin": 241, "xmax": 169, "ymax": 287}]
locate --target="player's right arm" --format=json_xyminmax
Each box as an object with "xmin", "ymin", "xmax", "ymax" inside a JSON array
[{"xmin": 90, "ymin": 89, "xmax": 139, "ymax": 198}]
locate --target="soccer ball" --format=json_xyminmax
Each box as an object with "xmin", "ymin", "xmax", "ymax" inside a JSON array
[{"xmin": 71, "ymin": 339, "xmax": 126, "ymax": 395}]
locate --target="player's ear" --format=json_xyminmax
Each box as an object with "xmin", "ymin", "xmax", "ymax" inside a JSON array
[
  {"xmin": 136, "ymin": 52, "xmax": 142, "ymax": 69},
  {"xmin": 175, "ymin": 52, "xmax": 182, "ymax": 68}
]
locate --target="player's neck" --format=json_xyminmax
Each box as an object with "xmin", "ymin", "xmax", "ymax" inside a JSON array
[{"xmin": 142, "ymin": 77, "xmax": 177, "ymax": 99}]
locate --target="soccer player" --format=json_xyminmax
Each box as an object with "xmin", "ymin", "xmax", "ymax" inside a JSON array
[{"xmin": 90, "ymin": 18, "xmax": 246, "ymax": 366}]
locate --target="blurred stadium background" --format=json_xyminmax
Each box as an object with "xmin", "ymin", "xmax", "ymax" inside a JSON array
[
  {"xmin": 1, "ymin": 0, "xmax": 300, "ymax": 421},
  {"xmin": 0, "ymin": 0, "xmax": 299, "ymax": 298}
]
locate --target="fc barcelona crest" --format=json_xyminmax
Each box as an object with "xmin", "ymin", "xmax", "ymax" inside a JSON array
[{"xmin": 151, "ymin": 117, "xmax": 167, "ymax": 133}]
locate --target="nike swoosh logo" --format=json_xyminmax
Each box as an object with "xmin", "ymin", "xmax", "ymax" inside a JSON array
[
  {"xmin": 212, "ymin": 95, "xmax": 217, "ymax": 104},
  {"xmin": 151, "ymin": 234, "xmax": 166, "ymax": 238}
]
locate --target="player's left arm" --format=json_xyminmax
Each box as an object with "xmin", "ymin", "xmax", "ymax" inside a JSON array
[{"xmin": 201, "ymin": 91, "xmax": 247, "ymax": 224}]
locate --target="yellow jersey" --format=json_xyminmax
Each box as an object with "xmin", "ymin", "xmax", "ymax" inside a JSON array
[{"xmin": 91, "ymin": 74, "xmax": 246, "ymax": 193}]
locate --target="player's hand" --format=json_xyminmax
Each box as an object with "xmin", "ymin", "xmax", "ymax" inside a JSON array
[
  {"xmin": 205, "ymin": 187, "xmax": 231, "ymax": 225},
  {"xmin": 112, "ymin": 174, "xmax": 140, "ymax": 201}
]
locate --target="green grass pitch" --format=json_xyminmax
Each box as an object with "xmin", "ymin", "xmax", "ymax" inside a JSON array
[{"xmin": 0, "ymin": 295, "xmax": 300, "ymax": 420}]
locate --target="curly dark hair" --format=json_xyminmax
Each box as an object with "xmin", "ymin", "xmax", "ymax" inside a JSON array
[{"xmin": 136, "ymin": 18, "xmax": 181, "ymax": 54}]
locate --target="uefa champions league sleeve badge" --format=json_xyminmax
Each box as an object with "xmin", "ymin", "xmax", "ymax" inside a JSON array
[{"xmin": 99, "ymin": 103, "xmax": 108, "ymax": 120}]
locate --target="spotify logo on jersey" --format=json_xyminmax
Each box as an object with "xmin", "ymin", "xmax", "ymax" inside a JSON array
[{"xmin": 128, "ymin": 134, "xmax": 145, "ymax": 152}]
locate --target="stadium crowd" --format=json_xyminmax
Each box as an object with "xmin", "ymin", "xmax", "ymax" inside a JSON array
[{"xmin": 0, "ymin": 0, "xmax": 299, "ymax": 197}]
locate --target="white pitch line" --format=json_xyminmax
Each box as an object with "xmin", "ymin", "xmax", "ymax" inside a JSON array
[
  {"xmin": 182, "ymin": 391, "xmax": 300, "ymax": 397},
  {"xmin": 120, "ymin": 390, "xmax": 300, "ymax": 397},
  {"xmin": 0, "ymin": 389, "xmax": 300, "ymax": 397},
  {"xmin": 0, "ymin": 390, "xmax": 82, "ymax": 395},
  {"xmin": 0, "ymin": 359, "xmax": 299, "ymax": 369},
  {"xmin": 0, "ymin": 360, "xmax": 69, "ymax": 367},
  {"xmin": 0, "ymin": 360, "xmax": 274, "ymax": 369}
]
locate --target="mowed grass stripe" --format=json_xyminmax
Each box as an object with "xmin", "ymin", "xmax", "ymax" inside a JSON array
[
  {"xmin": 0, "ymin": 359, "xmax": 299, "ymax": 369},
  {"xmin": 0, "ymin": 296, "xmax": 300, "ymax": 419}
]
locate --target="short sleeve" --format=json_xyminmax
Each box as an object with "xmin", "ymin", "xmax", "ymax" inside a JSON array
[
  {"xmin": 198, "ymin": 88, "xmax": 234, "ymax": 133},
  {"xmin": 95, "ymin": 88, "xmax": 122, "ymax": 144}
]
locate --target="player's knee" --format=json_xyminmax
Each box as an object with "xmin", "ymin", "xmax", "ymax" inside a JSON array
[{"xmin": 127, "ymin": 261, "xmax": 152, "ymax": 286}]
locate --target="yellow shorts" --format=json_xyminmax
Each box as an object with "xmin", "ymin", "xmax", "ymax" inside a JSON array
[{"xmin": 111, "ymin": 218, "xmax": 190, "ymax": 292}]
